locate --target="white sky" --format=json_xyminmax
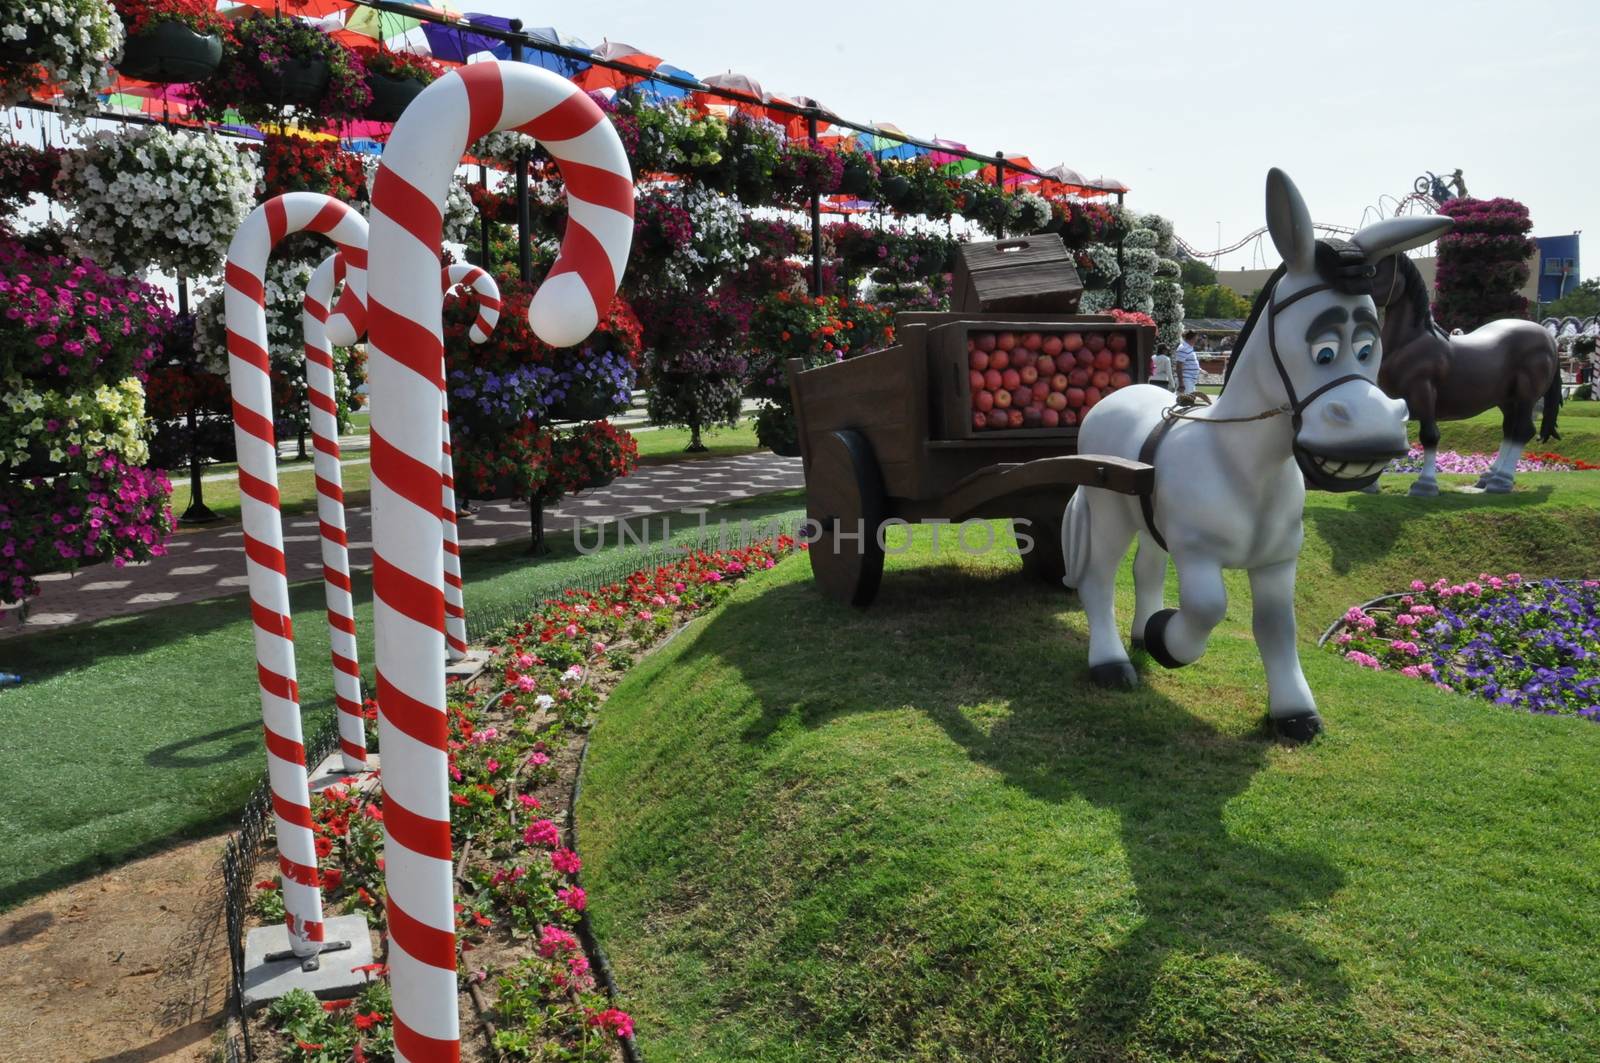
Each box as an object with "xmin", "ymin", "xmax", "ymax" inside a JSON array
[{"xmin": 464, "ymin": 0, "xmax": 1598, "ymax": 273}]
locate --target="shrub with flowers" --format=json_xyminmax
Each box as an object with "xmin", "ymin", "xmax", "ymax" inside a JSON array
[
  {"xmin": 553, "ymin": 420, "xmax": 638, "ymax": 492},
  {"xmin": 0, "ymin": 140, "xmax": 62, "ymax": 210},
  {"xmin": 773, "ymin": 137, "xmax": 843, "ymax": 202},
  {"xmin": 355, "ymin": 41, "xmax": 443, "ymax": 84},
  {"xmin": 254, "ymin": 537, "xmax": 797, "ymax": 1061},
  {"xmin": 108, "ymin": 0, "xmax": 221, "ymax": 39},
  {"xmin": 55, "ymin": 124, "xmax": 259, "ymax": 280},
  {"xmin": 260, "ymin": 133, "xmax": 364, "ymax": 201},
  {"xmin": 1386, "ymin": 445, "xmax": 1600, "ymax": 476},
  {"xmin": 193, "ymin": 13, "xmax": 371, "ymax": 125},
  {"xmin": 0, "ymin": 0, "xmax": 123, "ymax": 116},
  {"xmin": 1329, "ymin": 573, "xmax": 1600, "ymax": 722},
  {"xmin": 1433, "ymin": 197, "xmax": 1535, "ymax": 332}
]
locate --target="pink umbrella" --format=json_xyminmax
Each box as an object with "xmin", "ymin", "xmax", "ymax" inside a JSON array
[{"xmin": 702, "ymin": 71, "xmax": 768, "ymax": 102}]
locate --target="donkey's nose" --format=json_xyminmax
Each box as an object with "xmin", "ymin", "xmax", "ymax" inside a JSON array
[{"xmin": 1322, "ymin": 401, "xmax": 1354, "ymax": 426}]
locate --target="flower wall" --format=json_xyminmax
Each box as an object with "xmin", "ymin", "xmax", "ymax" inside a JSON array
[{"xmin": 1433, "ymin": 197, "xmax": 1535, "ymax": 332}]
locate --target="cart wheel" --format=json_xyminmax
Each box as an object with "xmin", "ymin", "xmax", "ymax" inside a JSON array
[
  {"xmin": 806, "ymin": 429, "xmax": 887, "ymax": 607},
  {"xmin": 1019, "ymin": 503, "xmax": 1067, "ymax": 584}
]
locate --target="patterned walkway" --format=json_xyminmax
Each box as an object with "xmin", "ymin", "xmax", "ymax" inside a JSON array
[{"xmin": 1, "ymin": 452, "xmax": 802, "ymax": 637}]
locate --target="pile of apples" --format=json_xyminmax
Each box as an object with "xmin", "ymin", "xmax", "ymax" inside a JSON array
[{"xmin": 967, "ymin": 329, "xmax": 1135, "ymax": 431}]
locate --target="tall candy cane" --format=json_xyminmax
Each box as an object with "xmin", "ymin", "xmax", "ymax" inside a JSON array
[
  {"xmin": 225, "ymin": 193, "xmax": 368, "ymax": 958},
  {"xmin": 304, "ymin": 250, "xmax": 372, "ymax": 771},
  {"xmin": 440, "ymin": 264, "xmax": 501, "ymax": 660},
  {"xmin": 368, "ymin": 61, "xmax": 632, "ymax": 1060}
]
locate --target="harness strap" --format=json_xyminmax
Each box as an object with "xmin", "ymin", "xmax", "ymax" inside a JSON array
[{"xmin": 1137, "ymin": 414, "xmax": 1180, "ymax": 552}]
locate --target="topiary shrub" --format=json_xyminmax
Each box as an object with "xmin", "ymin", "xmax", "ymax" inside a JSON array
[{"xmin": 1433, "ymin": 197, "xmax": 1535, "ymax": 332}]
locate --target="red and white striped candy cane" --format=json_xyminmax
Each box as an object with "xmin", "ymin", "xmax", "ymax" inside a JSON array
[
  {"xmin": 225, "ymin": 192, "xmax": 368, "ymax": 958},
  {"xmin": 304, "ymin": 250, "xmax": 371, "ymax": 771},
  {"xmin": 439, "ymin": 264, "xmax": 501, "ymax": 660},
  {"xmin": 367, "ymin": 60, "xmax": 632, "ymax": 1060}
]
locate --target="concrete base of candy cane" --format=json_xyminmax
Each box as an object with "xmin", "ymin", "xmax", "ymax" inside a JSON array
[
  {"xmin": 444, "ymin": 647, "xmax": 492, "ymax": 684},
  {"xmin": 241, "ymin": 914, "xmax": 375, "ymax": 1010},
  {"xmin": 308, "ymin": 751, "xmax": 382, "ymax": 795}
]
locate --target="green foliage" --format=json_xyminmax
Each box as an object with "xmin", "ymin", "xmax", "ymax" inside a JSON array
[
  {"xmin": 1183, "ymin": 283, "xmax": 1255, "ymax": 319},
  {"xmin": 1542, "ymin": 277, "xmax": 1600, "ymax": 319},
  {"xmin": 1180, "ymin": 258, "xmax": 1219, "ymax": 288}
]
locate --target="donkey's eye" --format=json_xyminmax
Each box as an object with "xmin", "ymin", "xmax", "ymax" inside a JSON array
[
  {"xmin": 1355, "ymin": 338, "xmax": 1376, "ymax": 362},
  {"xmin": 1311, "ymin": 338, "xmax": 1339, "ymax": 365}
]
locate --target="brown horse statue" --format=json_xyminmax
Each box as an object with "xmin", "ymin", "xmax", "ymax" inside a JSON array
[{"xmin": 1370, "ymin": 253, "xmax": 1561, "ymax": 494}]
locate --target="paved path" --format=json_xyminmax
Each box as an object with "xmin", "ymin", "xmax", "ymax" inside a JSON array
[{"xmin": 1, "ymin": 452, "xmax": 802, "ymax": 637}]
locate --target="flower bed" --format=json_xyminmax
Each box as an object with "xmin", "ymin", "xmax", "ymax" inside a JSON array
[
  {"xmin": 250, "ymin": 537, "xmax": 797, "ymax": 1060},
  {"xmin": 1385, "ymin": 446, "xmax": 1600, "ymax": 475},
  {"xmin": 1327, "ymin": 573, "xmax": 1600, "ymax": 722}
]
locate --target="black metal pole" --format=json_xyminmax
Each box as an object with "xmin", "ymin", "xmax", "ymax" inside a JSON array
[
  {"xmin": 992, "ymin": 151, "xmax": 1005, "ymax": 239},
  {"xmin": 1115, "ymin": 190, "xmax": 1126, "ymax": 309},
  {"xmin": 808, "ymin": 113, "xmax": 822, "ymax": 296},
  {"xmin": 509, "ymin": 20, "xmax": 533, "ymax": 285},
  {"xmin": 176, "ymin": 272, "xmax": 217, "ymax": 524}
]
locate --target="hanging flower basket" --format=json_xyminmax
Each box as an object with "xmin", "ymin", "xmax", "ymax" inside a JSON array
[
  {"xmin": 118, "ymin": 20, "xmax": 222, "ymax": 83},
  {"xmin": 250, "ymin": 53, "xmax": 330, "ymax": 105},
  {"xmin": 0, "ymin": 0, "xmax": 122, "ymax": 115},
  {"xmin": 364, "ymin": 72, "xmax": 423, "ymax": 122},
  {"xmin": 191, "ymin": 15, "xmax": 370, "ymax": 124},
  {"xmin": 0, "ymin": 24, "xmax": 44, "ymax": 62}
]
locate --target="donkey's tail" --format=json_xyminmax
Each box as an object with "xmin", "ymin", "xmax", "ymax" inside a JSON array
[
  {"xmin": 1062, "ymin": 489, "xmax": 1092, "ymax": 590},
  {"xmin": 1539, "ymin": 368, "xmax": 1563, "ymax": 442}
]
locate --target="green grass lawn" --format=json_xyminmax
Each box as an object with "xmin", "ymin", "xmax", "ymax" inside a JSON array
[
  {"xmin": 0, "ymin": 491, "xmax": 802, "ymax": 911},
  {"xmin": 634, "ymin": 419, "xmax": 761, "ymax": 464},
  {"xmin": 580, "ymin": 472, "xmax": 1600, "ymax": 1061}
]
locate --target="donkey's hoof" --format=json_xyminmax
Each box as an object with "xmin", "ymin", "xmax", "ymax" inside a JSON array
[
  {"xmin": 1407, "ymin": 480, "xmax": 1439, "ymax": 497},
  {"xmin": 1089, "ymin": 661, "xmax": 1139, "ymax": 689},
  {"xmin": 1142, "ymin": 609, "xmax": 1185, "ymax": 669},
  {"xmin": 1482, "ymin": 478, "xmax": 1514, "ymax": 494},
  {"xmin": 1270, "ymin": 711, "xmax": 1323, "ymax": 743}
]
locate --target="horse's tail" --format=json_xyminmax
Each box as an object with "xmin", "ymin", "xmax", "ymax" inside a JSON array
[
  {"xmin": 1062, "ymin": 489, "xmax": 1092, "ymax": 590},
  {"xmin": 1539, "ymin": 366, "xmax": 1563, "ymax": 442}
]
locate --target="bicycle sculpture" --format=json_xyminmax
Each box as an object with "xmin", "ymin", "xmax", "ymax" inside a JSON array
[{"xmin": 1063, "ymin": 168, "xmax": 1449, "ymax": 742}]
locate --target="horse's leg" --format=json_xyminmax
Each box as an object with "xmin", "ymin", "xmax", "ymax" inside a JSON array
[
  {"xmin": 1129, "ymin": 531, "xmax": 1168, "ymax": 649},
  {"xmin": 1142, "ymin": 551, "xmax": 1227, "ymax": 669},
  {"xmin": 1484, "ymin": 400, "xmax": 1533, "ymax": 493},
  {"xmin": 1248, "ymin": 557, "xmax": 1320, "ymax": 741},
  {"xmin": 1409, "ymin": 385, "xmax": 1441, "ymax": 497},
  {"xmin": 1079, "ymin": 493, "xmax": 1139, "ymax": 688}
]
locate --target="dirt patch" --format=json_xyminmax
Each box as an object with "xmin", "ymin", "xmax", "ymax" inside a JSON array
[{"xmin": 0, "ymin": 834, "xmax": 232, "ymax": 1062}]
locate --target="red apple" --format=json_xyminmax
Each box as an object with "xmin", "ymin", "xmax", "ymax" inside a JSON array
[
  {"xmin": 1019, "ymin": 365, "xmax": 1039, "ymax": 386},
  {"xmin": 1022, "ymin": 331, "xmax": 1043, "ymax": 351},
  {"xmin": 1111, "ymin": 371, "xmax": 1132, "ymax": 388},
  {"xmin": 1066, "ymin": 386, "xmax": 1086, "ymax": 408},
  {"xmin": 1031, "ymin": 380, "xmax": 1051, "ymax": 402},
  {"xmin": 1093, "ymin": 350, "xmax": 1113, "ymax": 371},
  {"xmin": 1084, "ymin": 386, "xmax": 1102, "ymax": 407},
  {"xmin": 1062, "ymin": 409, "xmax": 1078, "ymax": 427},
  {"xmin": 1112, "ymin": 352, "xmax": 1131, "ymax": 371},
  {"xmin": 1022, "ymin": 406, "xmax": 1043, "ymax": 428},
  {"xmin": 970, "ymin": 369, "xmax": 986, "ymax": 392},
  {"xmin": 1007, "ymin": 408, "xmax": 1024, "ymax": 428},
  {"xmin": 970, "ymin": 349, "xmax": 990, "ymax": 372},
  {"xmin": 1092, "ymin": 370, "xmax": 1111, "ymax": 389},
  {"xmin": 1062, "ymin": 332, "xmax": 1084, "ymax": 353},
  {"xmin": 1068, "ymin": 368, "xmax": 1090, "ymax": 387},
  {"xmin": 1085, "ymin": 332, "xmax": 1107, "ymax": 353},
  {"xmin": 1012, "ymin": 387, "xmax": 1033, "ymax": 409},
  {"xmin": 1045, "ymin": 391, "xmax": 1068, "ymax": 412},
  {"xmin": 995, "ymin": 331, "xmax": 1017, "ymax": 351},
  {"xmin": 974, "ymin": 332, "xmax": 997, "ymax": 352},
  {"xmin": 990, "ymin": 349, "xmax": 1010, "ymax": 371},
  {"xmin": 993, "ymin": 387, "xmax": 1012, "ymax": 409},
  {"xmin": 1042, "ymin": 334, "xmax": 1064, "ymax": 357},
  {"xmin": 1076, "ymin": 350, "xmax": 1096, "ymax": 369},
  {"xmin": 1050, "ymin": 373, "xmax": 1070, "ymax": 392},
  {"xmin": 1041, "ymin": 408, "xmax": 1060, "ymax": 428},
  {"xmin": 1036, "ymin": 354, "xmax": 1056, "ymax": 376},
  {"xmin": 972, "ymin": 411, "xmax": 987, "ymax": 431},
  {"xmin": 1107, "ymin": 332, "xmax": 1128, "ymax": 353},
  {"xmin": 984, "ymin": 368, "xmax": 1003, "ymax": 391},
  {"xmin": 987, "ymin": 409, "xmax": 1009, "ymax": 430},
  {"xmin": 974, "ymin": 389, "xmax": 995, "ymax": 412},
  {"xmin": 1012, "ymin": 349, "xmax": 1034, "ymax": 370},
  {"xmin": 1001, "ymin": 368, "xmax": 1021, "ymax": 391}
]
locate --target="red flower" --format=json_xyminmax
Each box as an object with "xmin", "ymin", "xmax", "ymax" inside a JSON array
[{"xmin": 353, "ymin": 1010, "xmax": 384, "ymax": 1030}]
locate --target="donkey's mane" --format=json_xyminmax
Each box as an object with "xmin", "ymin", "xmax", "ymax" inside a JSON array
[{"xmin": 1394, "ymin": 254, "xmax": 1448, "ymax": 340}]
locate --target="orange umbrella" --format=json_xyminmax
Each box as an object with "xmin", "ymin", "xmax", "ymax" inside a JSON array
[{"xmin": 573, "ymin": 40, "xmax": 662, "ymax": 91}]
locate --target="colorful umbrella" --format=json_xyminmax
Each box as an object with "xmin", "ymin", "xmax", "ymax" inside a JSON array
[
  {"xmin": 929, "ymin": 137, "xmax": 982, "ymax": 175},
  {"xmin": 701, "ymin": 71, "xmax": 767, "ymax": 102},
  {"xmin": 573, "ymin": 41, "xmax": 660, "ymax": 91}
]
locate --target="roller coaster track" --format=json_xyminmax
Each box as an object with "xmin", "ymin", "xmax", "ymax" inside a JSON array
[{"xmin": 1176, "ymin": 190, "xmax": 1441, "ymax": 263}]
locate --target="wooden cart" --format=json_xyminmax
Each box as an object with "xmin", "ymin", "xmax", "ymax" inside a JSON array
[{"xmin": 789, "ymin": 311, "xmax": 1156, "ymax": 606}]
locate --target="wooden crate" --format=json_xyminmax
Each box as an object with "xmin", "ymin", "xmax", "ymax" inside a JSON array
[
  {"xmin": 928, "ymin": 319, "xmax": 1154, "ymax": 441},
  {"xmin": 951, "ymin": 236, "xmax": 1084, "ymax": 314}
]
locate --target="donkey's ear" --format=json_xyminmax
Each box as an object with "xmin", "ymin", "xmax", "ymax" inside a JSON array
[
  {"xmin": 1352, "ymin": 215, "xmax": 1453, "ymax": 262},
  {"xmin": 1264, "ymin": 168, "xmax": 1315, "ymax": 274}
]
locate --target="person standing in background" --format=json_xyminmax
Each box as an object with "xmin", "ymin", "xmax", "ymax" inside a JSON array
[
  {"xmin": 1174, "ymin": 330, "xmax": 1201, "ymax": 394},
  {"xmin": 1151, "ymin": 345, "xmax": 1173, "ymax": 391}
]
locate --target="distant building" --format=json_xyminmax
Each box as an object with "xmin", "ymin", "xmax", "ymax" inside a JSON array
[{"xmin": 1534, "ymin": 234, "xmax": 1580, "ymax": 306}]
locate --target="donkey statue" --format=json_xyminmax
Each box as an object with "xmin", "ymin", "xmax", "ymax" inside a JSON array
[
  {"xmin": 1368, "ymin": 252, "xmax": 1562, "ymax": 495},
  {"xmin": 1062, "ymin": 169, "xmax": 1451, "ymax": 741}
]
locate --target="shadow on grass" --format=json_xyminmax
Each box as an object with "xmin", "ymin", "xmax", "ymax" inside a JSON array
[
  {"xmin": 703, "ymin": 560, "xmax": 1348, "ymax": 1051},
  {"xmin": 1305, "ymin": 483, "xmax": 1553, "ymax": 575}
]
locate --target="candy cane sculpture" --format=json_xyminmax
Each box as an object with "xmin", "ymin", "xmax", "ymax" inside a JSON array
[
  {"xmin": 225, "ymin": 193, "xmax": 368, "ymax": 958},
  {"xmin": 367, "ymin": 61, "xmax": 632, "ymax": 1060},
  {"xmin": 303, "ymin": 250, "xmax": 372, "ymax": 771},
  {"xmin": 440, "ymin": 264, "xmax": 501, "ymax": 660}
]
